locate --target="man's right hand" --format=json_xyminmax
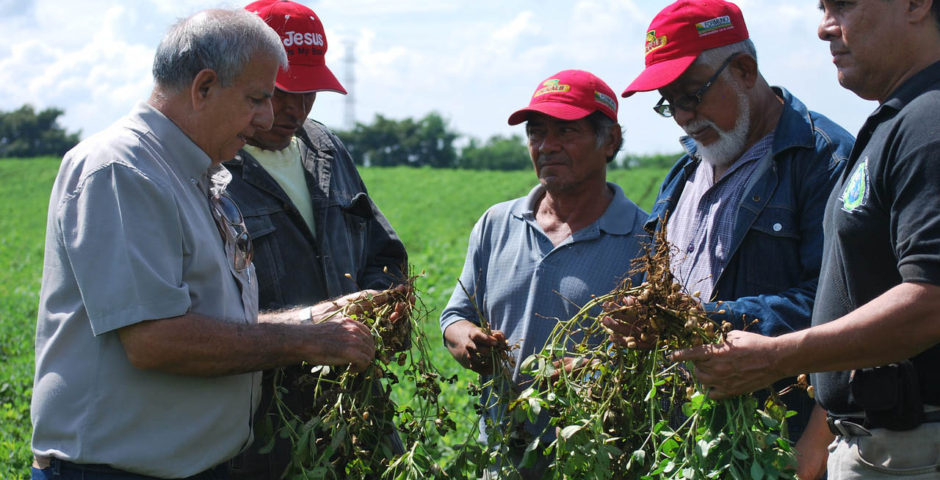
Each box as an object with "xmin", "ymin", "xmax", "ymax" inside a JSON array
[
  {"xmin": 443, "ymin": 320, "xmax": 505, "ymax": 375},
  {"xmin": 304, "ymin": 316, "xmax": 376, "ymax": 372},
  {"xmin": 601, "ymin": 295, "xmax": 656, "ymax": 350}
]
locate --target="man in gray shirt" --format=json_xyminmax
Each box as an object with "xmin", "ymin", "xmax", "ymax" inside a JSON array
[
  {"xmin": 31, "ymin": 8, "xmax": 380, "ymax": 480},
  {"xmin": 441, "ymin": 69, "xmax": 647, "ymax": 479}
]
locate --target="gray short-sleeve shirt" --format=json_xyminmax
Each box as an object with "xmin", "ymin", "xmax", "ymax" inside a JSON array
[{"xmin": 32, "ymin": 102, "xmax": 259, "ymax": 477}]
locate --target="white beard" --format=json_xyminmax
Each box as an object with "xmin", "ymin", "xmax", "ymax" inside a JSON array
[{"xmin": 685, "ymin": 88, "xmax": 751, "ymax": 169}]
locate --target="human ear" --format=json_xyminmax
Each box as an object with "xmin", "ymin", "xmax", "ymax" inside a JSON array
[
  {"xmin": 730, "ymin": 54, "xmax": 759, "ymax": 89},
  {"xmin": 190, "ymin": 69, "xmax": 219, "ymax": 110}
]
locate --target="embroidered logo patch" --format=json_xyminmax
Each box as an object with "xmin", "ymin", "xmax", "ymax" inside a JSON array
[
  {"xmin": 645, "ymin": 30, "xmax": 667, "ymax": 55},
  {"xmin": 842, "ymin": 157, "xmax": 869, "ymax": 212},
  {"xmin": 594, "ymin": 91, "xmax": 616, "ymax": 111},
  {"xmin": 534, "ymin": 79, "xmax": 570, "ymax": 97},
  {"xmin": 695, "ymin": 16, "xmax": 733, "ymax": 37}
]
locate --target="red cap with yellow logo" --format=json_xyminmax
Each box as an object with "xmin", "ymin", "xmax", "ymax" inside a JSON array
[
  {"xmin": 508, "ymin": 69, "xmax": 618, "ymax": 125},
  {"xmin": 621, "ymin": 0, "xmax": 748, "ymax": 98}
]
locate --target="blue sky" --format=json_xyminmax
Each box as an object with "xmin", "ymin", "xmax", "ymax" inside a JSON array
[{"xmin": 0, "ymin": 0, "xmax": 877, "ymax": 155}]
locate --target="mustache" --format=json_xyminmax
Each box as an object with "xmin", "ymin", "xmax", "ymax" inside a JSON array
[{"xmin": 683, "ymin": 119, "xmax": 720, "ymax": 136}]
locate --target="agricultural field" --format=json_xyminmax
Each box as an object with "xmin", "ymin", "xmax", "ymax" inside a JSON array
[{"xmin": 0, "ymin": 156, "xmax": 665, "ymax": 479}]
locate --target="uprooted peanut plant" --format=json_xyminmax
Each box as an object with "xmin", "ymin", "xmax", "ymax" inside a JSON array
[
  {"xmin": 267, "ymin": 272, "xmax": 461, "ymax": 480},
  {"xmin": 470, "ymin": 228, "xmax": 801, "ymax": 479}
]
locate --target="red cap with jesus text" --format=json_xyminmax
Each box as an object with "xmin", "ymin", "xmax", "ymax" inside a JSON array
[{"xmin": 245, "ymin": 0, "xmax": 347, "ymax": 94}]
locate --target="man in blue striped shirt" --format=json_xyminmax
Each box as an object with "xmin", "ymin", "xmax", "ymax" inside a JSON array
[{"xmin": 440, "ymin": 69, "xmax": 647, "ymax": 479}]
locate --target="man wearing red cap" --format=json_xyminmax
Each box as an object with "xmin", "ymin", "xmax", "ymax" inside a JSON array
[
  {"xmin": 440, "ymin": 69, "xmax": 647, "ymax": 479},
  {"xmin": 222, "ymin": 1, "xmax": 407, "ymax": 478},
  {"xmin": 673, "ymin": 1, "xmax": 940, "ymax": 478},
  {"xmin": 607, "ymin": 1, "xmax": 855, "ymax": 478}
]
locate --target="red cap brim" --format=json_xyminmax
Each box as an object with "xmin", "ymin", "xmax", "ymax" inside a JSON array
[
  {"xmin": 621, "ymin": 55, "xmax": 697, "ymax": 98},
  {"xmin": 276, "ymin": 64, "xmax": 347, "ymax": 95},
  {"xmin": 507, "ymin": 102, "xmax": 595, "ymax": 126}
]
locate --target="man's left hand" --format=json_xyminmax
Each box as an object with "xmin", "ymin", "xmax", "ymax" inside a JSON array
[{"xmin": 670, "ymin": 330, "xmax": 782, "ymax": 399}]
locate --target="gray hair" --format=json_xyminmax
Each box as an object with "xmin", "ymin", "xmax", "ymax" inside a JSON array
[
  {"xmin": 694, "ymin": 39, "xmax": 757, "ymax": 72},
  {"xmin": 585, "ymin": 111, "xmax": 623, "ymax": 163},
  {"xmin": 152, "ymin": 9, "xmax": 287, "ymax": 93}
]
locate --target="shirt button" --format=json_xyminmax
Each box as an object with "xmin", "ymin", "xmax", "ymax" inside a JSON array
[{"xmin": 773, "ymin": 223, "xmax": 782, "ymax": 232}]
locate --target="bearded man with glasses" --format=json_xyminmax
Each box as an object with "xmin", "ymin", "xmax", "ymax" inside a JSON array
[{"xmin": 606, "ymin": 1, "xmax": 854, "ymax": 479}]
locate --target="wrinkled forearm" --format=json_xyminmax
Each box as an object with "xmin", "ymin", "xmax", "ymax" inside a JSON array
[
  {"xmin": 773, "ymin": 282, "xmax": 940, "ymax": 377},
  {"xmin": 118, "ymin": 312, "xmax": 321, "ymax": 376}
]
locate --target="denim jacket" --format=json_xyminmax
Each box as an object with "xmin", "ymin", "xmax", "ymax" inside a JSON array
[
  {"xmin": 224, "ymin": 119, "xmax": 407, "ymax": 310},
  {"xmin": 223, "ymin": 120, "xmax": 407, "ymax": 478},
  {"xmin": 647, "ymin": 89, "xmax": 853, "ymax": 440},
  {"xmin": 648, "ymin": 88, "xmax": 852, "ymax": 337}
]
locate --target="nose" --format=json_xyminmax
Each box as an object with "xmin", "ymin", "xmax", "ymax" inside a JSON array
[
  {"xmin": 282, "ymin": 94, "xmax": 306, "ymax": 116},
  {"xmin": 817, "ymin": 8, "xmax": 838, "ymax": 41},
  {"xmin": 672, "ymin": 106, "xmax": 697, "ymax": 128},
  {"xmin": 254, "ymin": 98, "xmax": 275, "ymax": 131},
  {"xmin": 538, "ymin": 130, "xmax": 563, "ymax": 154}
]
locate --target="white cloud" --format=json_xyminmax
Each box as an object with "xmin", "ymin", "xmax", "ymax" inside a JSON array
[{"xmin": 0, "ymin": 0, "xmax": 878, "ymax": 155}]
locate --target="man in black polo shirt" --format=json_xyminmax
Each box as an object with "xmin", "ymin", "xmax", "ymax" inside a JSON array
[{"xmin": 671, "ymin": 0, "xmax": 940, "ymax": 477}]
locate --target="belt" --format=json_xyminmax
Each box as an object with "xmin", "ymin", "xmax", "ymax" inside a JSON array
[
  {"xmin": 33, "ymin": 456, "xmax": 231, "ymax": 479},
  {"xmin": 827, "ymin": 410, "xmax": 940, "ymax": 437}
]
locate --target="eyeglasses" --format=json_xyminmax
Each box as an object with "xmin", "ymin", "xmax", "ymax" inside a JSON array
[
  {"xmin": 209, "ymin": 192, "xmax": 253, "ymax": 272},
  {"xmin": 653, "ymin": 52, "xmax": 742, "ymax": 118}
]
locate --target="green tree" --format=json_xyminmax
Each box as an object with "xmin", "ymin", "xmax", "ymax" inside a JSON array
[
  {"xmin": 0, "ymin": 104, "xmax": 81, "ymax": 158},
  {"xmin": 458, "ymin": 134, "xmax": 530, "ymax": 171},
  {"xmin": 338, "ymin": 112, "xmax": 458, "ymax": 168},
  {"xmin": 618, "ymin": 152, "xmax": 683, "ymax": 169}
]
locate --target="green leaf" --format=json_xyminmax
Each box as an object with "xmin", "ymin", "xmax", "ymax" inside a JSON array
[
  {"xmin": 527, "ymin": 397, "xmax": 542, "ymax": 423},
  {"xmin": 520, "ymin": 354, "xmax": 538, "ymax": 372},
  {"xmin": 519, "ymin": 438, "xmax": 541, "ymax": 468},
  {"xmin": 560, "ymin": 424, "xmax": 583, "ymax": 440},
  {"xmin": 749, "ymin": 460, "xmax": 764, "ymax": 480},
  {"xmin": 644, "ymin": 385, "xmax": 658, "ymax": 401}
]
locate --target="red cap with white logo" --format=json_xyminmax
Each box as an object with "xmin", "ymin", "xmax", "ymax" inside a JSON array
[
  {"xmin": 621, "ymin": 0, "xmax": 748, "ymax": 97},
  {"xmin": 508, "ymin": 69, "xmax": 618, "ymax": 125},
  {"xmin": 244, "ymin": 0, "xmax": 347, "ymax": 94}
]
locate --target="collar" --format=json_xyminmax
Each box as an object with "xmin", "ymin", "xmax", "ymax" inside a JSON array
[
  {"xmin": 872, "ymin": 60, "xmax": 940, "ymax": 119},
  {"xmin": 130, "ymin": 102, "xmax": 214, "ymax": 186},
  {"xmin": 512, "ymin": 182, "xmax": 642, "ymax": 236},
  {"xmin": 675, "ymin": 87, "xmax": 816, "ymax": 167}
]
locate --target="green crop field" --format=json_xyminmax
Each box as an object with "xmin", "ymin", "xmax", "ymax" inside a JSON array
[{"xmin": 0, "ymin": 157, "xmax": 666, "ymax": 479}]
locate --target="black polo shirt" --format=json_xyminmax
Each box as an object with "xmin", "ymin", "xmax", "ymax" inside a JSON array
[{"xmin": 811, "ymin": 61, "xmax": 940, "ymax": 414}]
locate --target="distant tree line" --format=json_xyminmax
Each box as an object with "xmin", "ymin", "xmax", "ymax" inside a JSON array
[
  {"xmin": 337, "ymin": 112, "xmax": 682, "ymax": 170},
  {"xmin": 0, "ymin": 104, "xmax": 81, "ymax": 158},
  {"xmin": 0, "ymin": 104, "xmax": 681, "ymax": 169}
]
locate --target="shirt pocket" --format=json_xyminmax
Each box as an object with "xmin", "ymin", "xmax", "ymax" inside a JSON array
[
  {"xmin": 328, "ymin": 191, "xmax": 373, "ymax": 276},
  {"xmin": 740, "ymin": 205, "xmax": 802, "ymax": 292},
  {"xmin": 242, "ymin": 214, "xmax": 286, "ymax": 307}
]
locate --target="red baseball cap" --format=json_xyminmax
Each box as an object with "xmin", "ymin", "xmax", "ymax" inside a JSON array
[
  {"xmin": 621, "ymin": 0, "xmax": 748, "ymax": 97},
  {"xmin": 508, "ymin": 69, "xmax": 618, "ymax": 125},
  {"xmin": 244, "ymin": 0, "xmax": 347, "ymax": 94}
]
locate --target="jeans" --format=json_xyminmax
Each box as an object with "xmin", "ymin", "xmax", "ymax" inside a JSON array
[
  {"xmin": 32, "ymin": 458, "xmax": 230, "ymax": 480},
  {"xmin": 827, "ymin": 422, "xmax": 940, "ymax": 479}
]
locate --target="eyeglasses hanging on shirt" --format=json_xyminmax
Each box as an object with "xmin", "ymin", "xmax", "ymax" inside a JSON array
[{"xmin": 209, "ymin": 192, "xmax": 254, "ymax": 272}]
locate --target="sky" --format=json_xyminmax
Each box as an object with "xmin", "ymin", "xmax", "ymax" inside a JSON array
[{"xmin": 0, "ymin": 0, "xmax": 878, "ymax": 156}]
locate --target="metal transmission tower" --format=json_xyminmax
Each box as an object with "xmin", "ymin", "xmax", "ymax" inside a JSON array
[{"xmin": 343, "ymin": 40, "xmax": 356, "ymax": 130}]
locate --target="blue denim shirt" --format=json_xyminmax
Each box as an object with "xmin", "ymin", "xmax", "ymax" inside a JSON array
[{"xmin": 647, "ymin": 88, "xmax": 854, "ymax": 439}]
